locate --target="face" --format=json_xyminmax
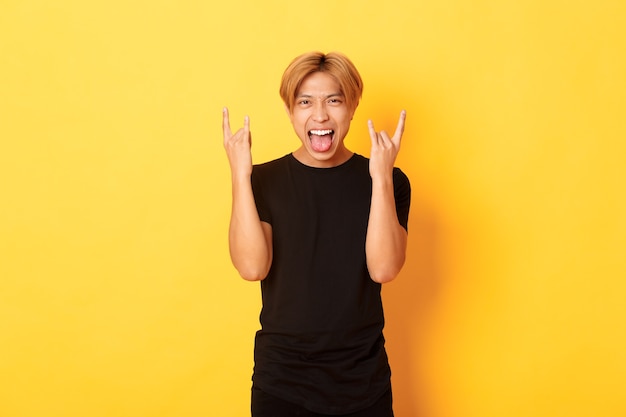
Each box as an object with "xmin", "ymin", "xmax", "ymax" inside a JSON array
[{"xmin": 288, "ymin": 71, "xmax": 355, "ymax": 168}]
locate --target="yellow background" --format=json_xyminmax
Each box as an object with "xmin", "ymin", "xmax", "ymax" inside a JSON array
[{"xmin": 1, "ymin": 0, "xmax": 625, "ymax": 416}]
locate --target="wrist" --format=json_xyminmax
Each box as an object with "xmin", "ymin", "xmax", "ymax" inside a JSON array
[
  {"xmin": 371, "ymin": 178, "xmax": 394, "ymax": 196},
  {"xmin": 370, "ymin": 169, "xmax": 393, "ymax": 183},
  {"xmin": 231, "ymin": 170, "xmax": 252, "ymax": 184}
]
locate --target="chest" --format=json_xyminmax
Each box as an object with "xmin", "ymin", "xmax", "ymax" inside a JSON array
[{"xmin": 266, "ymin": 169, "xmax": 372, "ymax": 235}]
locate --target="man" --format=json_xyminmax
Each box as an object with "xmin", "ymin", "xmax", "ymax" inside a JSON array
[{"xmin": 223, "ymin": 51, "xmax": 410, "ymax": 417}]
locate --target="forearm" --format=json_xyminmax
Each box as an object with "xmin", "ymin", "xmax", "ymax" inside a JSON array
[
  {"xmin": 365, "ymin": 176, "xmax": 407, "ymax": 284},
  {"xmin": 228, "ymin": 174, "xmax": 272, "ymax": 281}
]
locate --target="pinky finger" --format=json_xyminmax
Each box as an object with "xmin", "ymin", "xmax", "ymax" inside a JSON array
[
  {"xmin": 393, "ymin": 110, "xmax": 407, "ymax": 140},
  {"xmin": 244, "ymin": 115, "xmax": 250, "ymax": 134}
]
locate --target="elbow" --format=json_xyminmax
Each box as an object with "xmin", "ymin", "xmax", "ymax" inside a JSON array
[
  {"xmin": 239, "ymin": 271, "xmax": 267, "ymax": 282},
  {"xmin": 236, "ymin": 264, "xmax": 270, "ymax": 282},
  {"xmin": 369, "ymin": 270, "xmax": 400, "ymax": 284},
  {"xmin": 234, "ymin": 257, "xmax": 271, "ymax": 281},
  {"xmin": 230, "ymin": 248, "xmax": 272, "ymax": 282},
  {"xmin": 368, "ymin": 259, "xmax": 405, "ymax": 284}
]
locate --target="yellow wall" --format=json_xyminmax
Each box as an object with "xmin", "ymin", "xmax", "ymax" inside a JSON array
[{"xmin": 1, "ymin": 1, "xmax": 625, "ymax": 416}]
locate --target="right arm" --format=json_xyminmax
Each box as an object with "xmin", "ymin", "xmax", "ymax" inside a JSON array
[{"xmin": 222, "ymin": 108, "xmax": 273, "ymax": 281}]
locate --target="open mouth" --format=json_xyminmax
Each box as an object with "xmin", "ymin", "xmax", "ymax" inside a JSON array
[{"xmin": 308, "ymin": 129, "xmax": 335, "ymax": 152}]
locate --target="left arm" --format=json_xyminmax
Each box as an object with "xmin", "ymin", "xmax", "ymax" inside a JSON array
[{"xmin": 365, "ymin": 110, "xmax": 408, "ymax": 284}]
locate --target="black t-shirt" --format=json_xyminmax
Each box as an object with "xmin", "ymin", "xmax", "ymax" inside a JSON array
[{"xmin": 250, "ymin": 153, "xmax": 410, "ymax": 414}]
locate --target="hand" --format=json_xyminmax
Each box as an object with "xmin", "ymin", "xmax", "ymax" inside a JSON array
[
  {"xmin": 222, "ymin": 107, "xmax": 253, "ymax": 178},
  {"xmin": 368, "ymin": 110, "xmax": 406, "ymax": 179}
]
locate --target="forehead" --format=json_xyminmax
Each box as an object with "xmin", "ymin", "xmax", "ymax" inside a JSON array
[{"xmin": 297, "ymin": 72, "xmax": 342, "ymax": 96}]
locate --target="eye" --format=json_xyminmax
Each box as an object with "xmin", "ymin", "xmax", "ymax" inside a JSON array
[
  {"xmin": 298, "ymin": 99, "xmax": 310, "ymax": 106},
  {"xmin": 328, "ymin": 98, "xmax": 343, "ymax": 105}
]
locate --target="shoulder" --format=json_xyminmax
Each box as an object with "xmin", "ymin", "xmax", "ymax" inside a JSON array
[
  {"xmin": 392, "ymin": 167, "xmax": 411, "ymax": 196},
  {"xmin": 393, "ymin": 166, "xmax": 410, "ymax": 185},
  {"xmin": 252, "ymin": 154, "xmax": 291, "ymax": 177},
  {"xmin": 254, "ymin": 154, "xmax": 290, "ymax": 169},
  {"xmin": 351, "ymin": 153, "xmax": 369, "ymax": 167}
]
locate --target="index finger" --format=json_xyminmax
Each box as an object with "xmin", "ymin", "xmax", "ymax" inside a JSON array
[
  {"xmin": 222, "ymin": 107, "xmax": 232, "ymax": 140},
  {"xmin": 367, "ymin": 119, "xmax": 378, "ymax": 143}
]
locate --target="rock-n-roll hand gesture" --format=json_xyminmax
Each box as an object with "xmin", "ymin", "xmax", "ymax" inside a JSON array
[
  {"xmin": 222, "ymin": 107, "xmax": 253, "ymax": 178},
  {"xmin": 367, "ymin": 110, "xmax": 406, "ymax": 180}
]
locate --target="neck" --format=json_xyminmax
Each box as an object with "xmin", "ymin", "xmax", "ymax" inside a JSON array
[{"xmin": 292, "ymin": 146, "xmax": 353, "ymax": 168}]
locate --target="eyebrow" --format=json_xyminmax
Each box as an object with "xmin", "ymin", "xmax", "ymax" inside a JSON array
[{"xmin": 296, "ymin": 93, "xmax": 344, "ymax": 99}]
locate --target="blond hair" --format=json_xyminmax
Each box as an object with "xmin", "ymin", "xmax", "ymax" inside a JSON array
[{"xmin": 279, "ymin": 51, "xmax": 363, "ymax": 113}]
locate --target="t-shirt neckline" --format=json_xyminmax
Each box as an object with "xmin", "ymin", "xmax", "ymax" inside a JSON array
[{"xmin": 287, "ymin": 152, "xmax": 359, "ymax": 171}]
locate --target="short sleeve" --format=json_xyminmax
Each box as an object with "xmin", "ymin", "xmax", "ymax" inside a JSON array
[
  {"xmin": 251, "ymin": 167, "xmax": 272, "ymax": 224},
  {"xmin": 393, "ymin": 167, "xmax": 411, "ymax": 231}
]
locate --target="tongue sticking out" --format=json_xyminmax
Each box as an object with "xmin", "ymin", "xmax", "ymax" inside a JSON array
[{"xmin": 310, "ymin": 133, "xmax": 333, "ymax": 152}]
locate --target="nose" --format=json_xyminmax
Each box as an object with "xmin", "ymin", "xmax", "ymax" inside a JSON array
[{"xmin": 312, "ymin": 101, "xmax": 329, "ymax": 122}]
